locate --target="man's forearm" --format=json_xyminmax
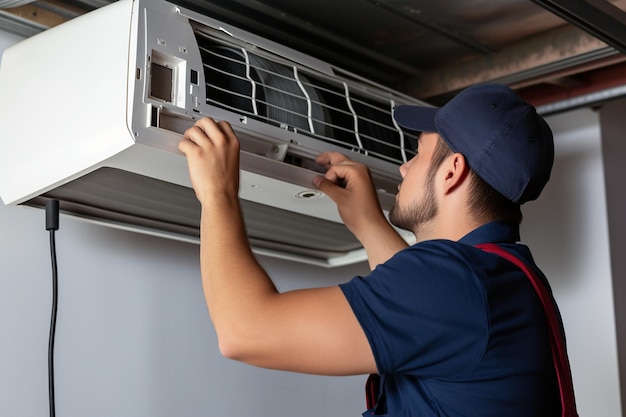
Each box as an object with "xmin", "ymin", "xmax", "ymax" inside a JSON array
[
  {"xmin": 357, "ymin": 218, "xmax": 409, "ymax": 269},
  {"xmin": 198, "ymin": 195, "xmax": 279, "ymax": 356}
]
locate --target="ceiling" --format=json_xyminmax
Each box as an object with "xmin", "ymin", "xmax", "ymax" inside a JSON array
[{"xmin": 2, "ymin": 0, "xmax": 626, "ymax": 112}]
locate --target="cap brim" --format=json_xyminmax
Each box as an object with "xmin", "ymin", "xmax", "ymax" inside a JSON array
[{"xmin": 393, "ymin": 105, "xmax": 439, "ymax": 132}]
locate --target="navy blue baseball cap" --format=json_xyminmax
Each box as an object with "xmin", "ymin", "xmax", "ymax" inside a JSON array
[{"xmin": 393, "ymin": 83, "xmax": 554, "ymax": 204}]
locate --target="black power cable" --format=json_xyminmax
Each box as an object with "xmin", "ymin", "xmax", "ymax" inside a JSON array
[{"xmin": 45, "ymin": 200, "xmax": 60, "ymax": 417}]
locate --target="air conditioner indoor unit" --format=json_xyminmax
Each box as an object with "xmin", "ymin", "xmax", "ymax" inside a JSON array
[{"xmin": 0, "ymin": 0, "xmax": 425, "ymax": 267}]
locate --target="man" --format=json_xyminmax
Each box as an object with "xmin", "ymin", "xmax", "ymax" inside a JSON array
[{"xmin": 178, "ymin": 83, "xmax": 574, "ymax": 416}]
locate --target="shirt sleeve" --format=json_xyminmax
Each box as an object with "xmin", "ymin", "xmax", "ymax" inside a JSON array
[{"xmin": 340, "ymin": 241, "xmax": 489, "ymax": 377}]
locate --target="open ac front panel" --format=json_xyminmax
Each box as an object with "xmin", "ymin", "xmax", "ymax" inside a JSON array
[
  {"xmin": 139, "ymin": 1, "xmax": 421, "ymax": 184},
  {"xmin": 0, "ymin": 0, "xmax": 424, "ymax": 267}
]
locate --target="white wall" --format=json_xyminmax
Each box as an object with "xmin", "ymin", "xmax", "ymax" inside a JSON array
[
  {"xmin": 525, "ymin": 108, "xmax": 622, "ymax": 416},
  {"xmin": 0, "ymin": 30, "xmax": 621, "ymax": 416},
  {"xmin": 0, "ymin": 200, "xmax": 371, "ymax": 417}
]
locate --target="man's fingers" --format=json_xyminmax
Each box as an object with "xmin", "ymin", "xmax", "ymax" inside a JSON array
[
  {"xmin": 313, "ymin": 175, "xmax": 345, "ymax": 204},
  {"xmin": 315, "ymin": 151, "xmax": 351, "ymax": 167},
  {"xmin": 180, "ymin": 118, "xmax": 240, "ymax": 155},
  {"xmin": 178, "ymin": 127, "xmax": 205, "ymax": 155}
]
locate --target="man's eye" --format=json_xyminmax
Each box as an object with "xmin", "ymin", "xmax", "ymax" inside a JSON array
[
  {"xmin": 407, "ymin": 137, "xmax": 418, "ymax": 153},
  {"xmin": 399, "ymin": 128, "xmax": 419, "ymax": 157},
  {"xmin": 412, "ymin": 143, "xmax": 419, "ymax": 155}
]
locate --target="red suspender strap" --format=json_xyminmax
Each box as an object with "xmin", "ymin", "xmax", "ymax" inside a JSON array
[
  {"xmin": 365, "ymin": 373, "xmax": 379, "ymax": 410},
  {"xmin": 476, "ymin": 243, "xmax": 578, "ymax": 417}
]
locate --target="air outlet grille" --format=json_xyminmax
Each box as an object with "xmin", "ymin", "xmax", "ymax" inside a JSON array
[{"xmin": 192, "ymin": 27, "xmax": 417, "ymax": 166}]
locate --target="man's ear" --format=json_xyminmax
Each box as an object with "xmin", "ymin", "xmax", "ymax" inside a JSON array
[{"xmin": 442, "ymin": 152, "xmax": 470, "ymax": 195}]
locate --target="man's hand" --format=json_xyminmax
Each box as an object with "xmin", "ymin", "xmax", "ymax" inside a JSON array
[
  {"xmin": 314, "ymin": 151, "xmax": 409, "ymax": 268},
  {"xmin": 313, "ymin": 152, "xmax": 384, "ymax": 236},
  {"xmin": 178, "ymin": 117, "xmax": 240, "ymax": 204}
]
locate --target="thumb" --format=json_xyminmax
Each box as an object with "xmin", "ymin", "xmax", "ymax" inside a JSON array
[{"xmin": 313, "ymin": 175, "xmax": 344, "ymax": 204}]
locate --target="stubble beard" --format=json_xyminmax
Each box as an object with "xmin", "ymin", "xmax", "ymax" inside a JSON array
[{"xmin": 389, "ymin": 180, "xmax": 438, "ymax": 237}]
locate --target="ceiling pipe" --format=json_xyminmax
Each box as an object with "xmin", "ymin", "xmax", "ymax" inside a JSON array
[
  {"xmin": 0, "ymin": 0, "xmax": 35, "ymax": 7},
  {"xmin": 536, "ymin": 84, "xmax": 626, "ymax": 116}
]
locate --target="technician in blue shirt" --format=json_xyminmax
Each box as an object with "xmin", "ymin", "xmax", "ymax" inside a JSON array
[{"xmin": 178, "ymin": 83, "xmax": 575, "ymax": 416}]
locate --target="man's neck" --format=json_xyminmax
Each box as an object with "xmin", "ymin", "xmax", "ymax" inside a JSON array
[{"xmin": 413, "ymin": 213, "xmax": 486, "ymax": 243}]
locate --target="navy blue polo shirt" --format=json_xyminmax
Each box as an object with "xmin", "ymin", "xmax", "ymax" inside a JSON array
[{"xmin": 340, "ymin": 222, "xmax": 560, "ymax": 417}]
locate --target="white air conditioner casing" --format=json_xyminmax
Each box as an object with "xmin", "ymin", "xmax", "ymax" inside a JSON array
[{"xmin": 0, "ymin": 0, "xmax": 423, "ymax": 267}]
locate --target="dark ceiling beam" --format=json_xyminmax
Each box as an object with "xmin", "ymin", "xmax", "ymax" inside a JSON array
[
  {"xmin": 531, "ymin": 0, "xmax": 626, "ymax": 55},
  {"xmin": 177, "ymin": 0, "xmax": 422, "ymax": 82},
  {"xmin": 3, "ymin": 0, "xmax": 422, "ymax": 84}
]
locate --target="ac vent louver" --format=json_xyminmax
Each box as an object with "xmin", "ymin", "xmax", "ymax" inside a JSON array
[{"xmin": 193, "ymin": 27, "xmax": 417, "ymax": 165}]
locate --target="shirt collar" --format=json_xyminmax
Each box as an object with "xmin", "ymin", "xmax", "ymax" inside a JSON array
[{"xmin": 458, "ymin": 222, "xmax": 521, "ymax": 246}]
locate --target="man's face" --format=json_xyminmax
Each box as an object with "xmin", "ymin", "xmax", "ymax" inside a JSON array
[{"xmin": 389, "ymin": 132, "xmax": 440, "ymax": 234}]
